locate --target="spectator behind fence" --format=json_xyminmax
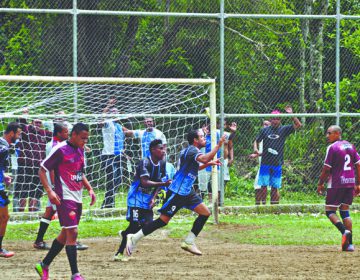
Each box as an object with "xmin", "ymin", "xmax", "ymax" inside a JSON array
[
  {"xmin": 100, "ymin": 98, "xmax": 128, "ymax": 209},
  {"xmin": 14, "ymin": 116, "xmax": 52, "ymax": 212},
  {"xmin": 252, "ymin": 105, "xmax": 301, "ymax": 204},
  {"xmin": 250, "ymin": 120, "xmax": 271, "ymax": 205}
]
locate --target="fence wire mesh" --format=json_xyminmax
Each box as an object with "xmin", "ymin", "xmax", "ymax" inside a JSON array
[{"xmin": 1, "ymin": 0, "xmax": 360, "ymax": 213}]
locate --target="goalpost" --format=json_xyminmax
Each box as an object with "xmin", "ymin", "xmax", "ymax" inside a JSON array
[{"xmin": 0, "ymin": 75, "xmax": 220, "ymax": 223}]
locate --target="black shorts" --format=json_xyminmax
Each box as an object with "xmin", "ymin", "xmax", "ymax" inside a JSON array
[
  {"xmin": 126, "ymin": 207, "xmax": 154, "ymax": 227},
  {"xmin": 14, "ymin": 166, "xmax": 43, "ymax": 199},
  {"xmin": 158, "ymin": 189, "xmax": 203, "ymax": 218}
]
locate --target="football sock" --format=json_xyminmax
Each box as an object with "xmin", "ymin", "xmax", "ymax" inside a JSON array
[
  {"xmin": 335, "ymin": 222, "xmax": 346, "ymax": 235},
  {"xmin": 142, "ymin": 218, "xmax": 167, "ymax": 236},
  {"xmin": 66, "ymin": 245, "xmax": 78, "ymax": 275},
  {"xmin": 191, "ymin": 215, "xmax": 209, "ymax": 236},
  {"xmin": 35, "ymin": 218, "xmax": 51, "ymax": 243},
  {"xmin": 43, "ymin": 238, "xmax": 65, "ymax": 266},
  {"xmin": 349, "ymin": 231, "xmax": 353, "ymax": 244},
  {"xmin": 0, "ymin": 235, "xmax": 3, "ymax": 249}
]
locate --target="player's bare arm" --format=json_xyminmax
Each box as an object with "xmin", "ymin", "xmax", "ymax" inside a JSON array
[
  {"xmin": 317, "ymin": 166, "xmax": 331, "ymax": 195},
  {"xmin": 355, "ymin": 163, "xmax": 360, "ymax": 196},
  {"xmin": 199, "ymin": 158, "xmax": 222, "ymax": 170},
  {"xmin": 140, "ymin": 176, "xmax": 172, "ymax": 188},
  {"xmin": 82, "ymin": 175, "xmax": 96, "ymax": 206},
  {"xmin": 197, "ymin": 134, "xmax": 227, "ymax": 164},
  {"xmin": 39, "ymin": 167, "xmax": 61, "ymax": 205}
]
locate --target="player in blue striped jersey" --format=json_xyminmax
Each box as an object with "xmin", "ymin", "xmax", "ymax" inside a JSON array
[
  {"xmin": 0, "ymin": 122, "xmax": 22, "ymax": 258},
  {"xmin": 126, "ymin": 129, "xmax": 226, "ymax": 256},
  {"xmin": 114, "ymin": 139, "xmax": 171, "ymax": 261}
]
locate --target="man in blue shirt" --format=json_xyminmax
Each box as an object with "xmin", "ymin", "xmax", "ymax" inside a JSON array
[
  {"xmin": 113, "ymin": 139, "xmax": 172, "ymax": 261},
  {"xmin": 0, "ymin": 122, "xmax": 22, "ymax": 258},
  {"xmin": 100, "ymin": 100, "xmax": 127, "ymax": 209},
  {"xmin": 253, "ymin": 105, "xmax": 301, "ymax": 204},
  {"xmin": 125, "ymin": 129, "xmax": 226, "ymax": 256}
]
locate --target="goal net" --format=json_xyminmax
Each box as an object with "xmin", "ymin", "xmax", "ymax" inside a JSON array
[{"xmin": 0, "ymin": 76, "xmax": 218, "ymax": 222}]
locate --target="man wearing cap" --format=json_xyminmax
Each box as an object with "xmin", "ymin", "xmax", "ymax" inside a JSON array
[{"xmin": 252, "ymin": 105, "xmax": 302, "ymax": 204}]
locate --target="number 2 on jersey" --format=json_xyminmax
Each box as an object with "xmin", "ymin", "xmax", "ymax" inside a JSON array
[{"xmin": 344, "ymin": 154, "xmax": 351, "ymax": 171}]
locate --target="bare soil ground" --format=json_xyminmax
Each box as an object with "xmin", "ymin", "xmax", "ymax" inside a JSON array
[{"xmin": 1, "ymin": 224, "xmax": 359, "ymax": 280}]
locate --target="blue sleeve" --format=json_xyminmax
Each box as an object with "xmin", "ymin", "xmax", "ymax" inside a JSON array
[{"xmin": 256, "ymin": 128, "xmax": 266, "ymax": 143}]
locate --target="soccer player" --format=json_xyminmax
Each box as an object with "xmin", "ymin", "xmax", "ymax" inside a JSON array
[
  {"xmin": 317, "ymin": 125, "xmax": 360, "ymax": 252},
  {"xmin": 35, "ymin": 123, "xmax": 96, "ymax": 280},
  {"xmin": 126, "ymin": 129, "xmax": 226, "ymax": 256},
  {"xmin": 0, "ymin": 122, "xmax": 22, "ymax": 258},
  {"xmin": 33, "ymin": 123, "xmax": 88, "ymax": 251},
  {"xmin": 114, "ymin": 139, "xmax": 172, "ymax": 261}
]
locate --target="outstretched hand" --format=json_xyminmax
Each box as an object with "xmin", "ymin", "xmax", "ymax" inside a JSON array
[{"xmin": 209, "ymin": 158, "xmax": 222, "ymax": 167}]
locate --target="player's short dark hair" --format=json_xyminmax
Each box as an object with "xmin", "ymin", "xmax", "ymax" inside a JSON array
[
  {"xmin": 187, "ymin": 129, "xmax": 200, "ymax": 145},
  {"xmin": 5, "ymin": 122, "xmax": 21, "ymax": 134},
  {"xmin": 149, "ymin": 139, "xmax": 163, "ymax": 153},
  {"xmin": 53, "ymin": 122, "xmax": 68, "ymax": 136},
  {"xmin": 71, "ymin": 122, "xmax": 89, "ymax": 135}
]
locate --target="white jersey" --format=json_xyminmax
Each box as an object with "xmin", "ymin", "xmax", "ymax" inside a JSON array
[{"xmin": 133, "ymin": 128, "xmax": 167, "ymax": 158}]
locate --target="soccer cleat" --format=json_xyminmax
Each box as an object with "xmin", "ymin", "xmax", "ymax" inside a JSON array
[
  {"xmin": 181, "ymin": 241, "xmax": 202, "ymax": 256},
  {"xmin": 125, "ymin": 234, "xmax": 136, "ymax": 256},
  {"xmin": 342, "ymin": 230, "xmax": 352, "ymax": 251},
  {"xmin": 33, "ymin": 241, "xmax": 50, "ymax": 250},
  {"xmin": 113, "ymin": 253, "xmax": 129, "ymax": 262},
  {"xmin": 71, "ymin": 273, "xmax": 85, "ymax": 280},
  {"xmin": 0, "ymin": 248, "xmax": 15, "ymax": 258},
  {"xmin": 345, "ymin": 244, "xmax": 355, "ymax": 252},
  {"xmin": 76, "ymin": 241, "xmax": 89, "ymax": 251},
  {"xmin": 35, "ymin": 262, "xmax": 49, "ymax": 280}
]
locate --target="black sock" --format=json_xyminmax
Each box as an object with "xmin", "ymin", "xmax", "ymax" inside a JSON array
[
  {"xmin": 350, "ymin": 231, "xmax": 353, "ymax": 244},
  {"xmin": 43, "ymin": 239, "xmax": 65, "ymax": 266},
  {"xmin": 191, "ymin": 215, "xmax": 209, "ymax": 236},
  {"xmin": 0, "ymin": 235, "xmax": 3, "ymax": 249},
  {"xmin": 142, "ymin": 218, "xmax": 167, "ymax": 236},
  {"xmin": 335, "ymin": 222, "xmax": 346, "ymax": 235},
  {"xmin": 66, "ymin": 245, "xmax": 78, "ymax": 275},
  {"xmin": 116, "ymin": 223, "xmax": 140, "ymax": 255},
  {"xmin": 36, "ymin": 218, "xmax": 51, "ymax": 243}
]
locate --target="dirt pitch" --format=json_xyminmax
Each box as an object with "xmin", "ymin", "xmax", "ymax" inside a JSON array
[{"xmin": 1, "ymin": 224, "xmax": 359, "ymax": 280}]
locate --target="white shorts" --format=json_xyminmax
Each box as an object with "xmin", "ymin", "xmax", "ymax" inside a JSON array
[{"xmin": 198, "ymin": 169, "xmax": 211, "ymax": 192}]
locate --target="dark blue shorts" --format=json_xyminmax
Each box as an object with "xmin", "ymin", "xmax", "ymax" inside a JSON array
[
  {"xmin": 126, "ymin": 207, "xmax": 153, "ymax": 227},
  {"xmin": 158, "ymin": 189, "xmax": 203, "ymax": 218},
  {"xmin": 326, "ymin": 188, "xmax": 354, "ymax": 207}
]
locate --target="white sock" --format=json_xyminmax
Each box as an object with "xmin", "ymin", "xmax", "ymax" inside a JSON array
[
  {"xmin": 132, "ymin": 230, "xmax": 145, "ymax": 244},
  {"xmin": 184, "ymin": 232, "xmax": 196, "ymax": 244}
]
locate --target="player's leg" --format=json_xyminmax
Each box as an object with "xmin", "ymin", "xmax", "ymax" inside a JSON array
[
  {"xmin": 125, "ymin": 191, "xmax": 181, "ymax": 256},
  {"xmin": 101, "ymin": 156, "xmax": 115, "ymax": 208},
  {"xmin": 34, "ymin": 204, "xmax": 56, "ymax": 250},
  {"xmin": 15, "ymin": 166, "xmax": 27, "ymax": 212},
  {"xmin": 181, "ymin": 192, "xmax": 210, "ymax": 255},
  {"xmin": 35, "ymin": 228, "xmax": 66, "ymax": 280},
  {"xmin": 257, "ymin": 165, "xmax": 270, "ymax": 205},
  {"xmin": 0, "ymin": 200, "xmax": 14, "ymax": 258},
  {"xmin": 340, "ymin": 204, "xmax": 353, "ymax": 251},
  {"xmin": 270, "ymin": 165, "xmax": 282, "ymax": 204}
]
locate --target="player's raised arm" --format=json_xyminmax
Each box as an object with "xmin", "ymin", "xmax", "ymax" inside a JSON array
[{"xmin": 197, "ymin": 134, "xmax": 227, "ymax": 164}]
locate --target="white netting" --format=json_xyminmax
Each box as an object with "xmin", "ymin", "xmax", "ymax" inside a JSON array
[{"xmin": 0, "ymin": 77, "xmax": 215, "ymax": 219}]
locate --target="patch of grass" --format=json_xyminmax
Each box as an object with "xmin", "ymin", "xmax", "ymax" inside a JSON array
[{"xmin": 6, "ymin": 213, "xmax": 358, "ymax": 247}]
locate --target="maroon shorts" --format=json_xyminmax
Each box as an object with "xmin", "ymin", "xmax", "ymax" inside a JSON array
[
  {"xmin": 326, "ymin": 188, "xmax": 354, "ymax": 207},
  {"xmin": 56, "ymin": 200, "xmax": 82, "ymax": 228}
]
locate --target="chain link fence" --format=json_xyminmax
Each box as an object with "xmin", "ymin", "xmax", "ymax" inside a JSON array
[{"xmin": 1, "ymin": 0, "xmax": 360, "ymax": 210}]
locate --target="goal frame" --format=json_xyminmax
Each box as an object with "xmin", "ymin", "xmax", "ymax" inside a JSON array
[{"xmin": 0, "ymin": 75, "xmax": 220, "ymax": 223}]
